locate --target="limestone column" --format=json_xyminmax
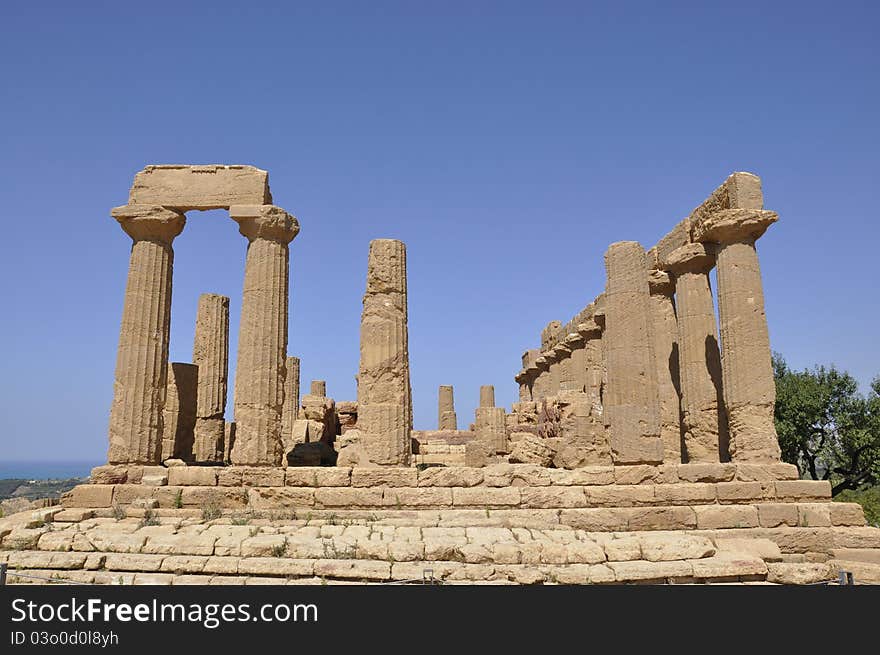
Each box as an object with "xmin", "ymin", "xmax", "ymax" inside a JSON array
[
  {"xmin": 693, "ymin": 208, "xmax": 781, "ymax": 462},
  {"xmin": 479, "ymin": 385, "xmax": 496, "ymax": 408},
  {"xmin": 161, "ymin": 362, "xmax": 198, "ymax": 461},
  {"xmin": 647, "ymin": 270, "xmax": 683, "ymax": 462},
  {"xmin": 577, "ymin": 319, "xmax": 604, "ymax": 417},
  {"xmin": 438, "ymin": 385, "xmax": 457, "ymax": 430},
  {"xmin": 662, "ymin": 245, "xmax": 725, "ymax": 462},
  {"xmin": 475, "ymin": 386, "xmax": 506, "ymax": 453},
  {"xmin": 229, "ymin": 205, "xmax": 299, "ymax": 466},
  {"xmin": 281, "ymin": 355, "xmax": 301, "ymax": 447},
  {"xmin": 357, "ymin": 239, "xmax": 412, "ymax": 466},
  {"xmin": 107, "ymin": 205, "xmax": 185, "ymax": 464},
  {"xmin": 534, "ymin": 355, "xmax": 550, "ymax": 400},
  {"xmin": 192, "ymin": 293, "xmax": 229, "ymax": 462},
  {"xmin": 602, "ymin": 241, "xmax": 663, "ymax": 464},
  {"xmin": 310, "ymin": 380, "xmax": 326, "ymax": 396}
]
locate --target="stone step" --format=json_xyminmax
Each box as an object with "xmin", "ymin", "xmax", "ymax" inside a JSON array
[
  {"xmin": 65, "ymin": 480, "xmax": 837, "ymax": 513},
  {"xmin": 828, "ymin": 559, "xmax": 880, "ymax": 585}
]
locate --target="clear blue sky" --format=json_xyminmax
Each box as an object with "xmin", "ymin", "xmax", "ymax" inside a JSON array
[{"xmin": 1, "ymin": 1, "xmax": 877, "ymax": 463}]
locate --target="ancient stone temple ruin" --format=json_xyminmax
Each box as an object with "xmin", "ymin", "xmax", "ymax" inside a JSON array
[{"xmin": 4, "ymin": 165, "xmax": 880, "ymax": 585}]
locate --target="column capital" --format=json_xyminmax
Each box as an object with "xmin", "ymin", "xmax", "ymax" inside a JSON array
[
  {"xmin": 535, "ymin": 354, "xmax": 551, "ymax": 371},
  {"xmin": 111, "ymin": 204, "xmax": 185, "ymax": 244},
  {"xmin": 230, "ymin": 204, "xmax": 300, "ymax": 244},
  {"xmin": 662, "ymin": 243, "xmax": 716, "ymax": 275},
  {"xmin": 648, "ymin": 269, "xmax": 675, "ymax": 295},
  {"xmin": 692, "ymin": 208, "xmax": 778, "ymax": 244}
]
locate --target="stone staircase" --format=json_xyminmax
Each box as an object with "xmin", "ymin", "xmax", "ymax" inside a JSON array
[{"xmin": 2, "ymin": 462, "xmax": 879, "ymax": 585}]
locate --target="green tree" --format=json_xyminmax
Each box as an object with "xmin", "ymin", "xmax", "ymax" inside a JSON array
[{"xmin": 773, "ymin": 353, "xmax": 880, "ymax": 496}]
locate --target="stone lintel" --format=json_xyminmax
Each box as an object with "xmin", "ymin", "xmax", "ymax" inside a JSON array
[{"xmin": 128, "ymin": 164, "xmax": 271, "ymax": 211}]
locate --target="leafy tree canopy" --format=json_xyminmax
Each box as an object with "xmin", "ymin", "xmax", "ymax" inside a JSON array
[{"xmin": 773, "ymin": 353, "xmax": 880, "ymax": 496}]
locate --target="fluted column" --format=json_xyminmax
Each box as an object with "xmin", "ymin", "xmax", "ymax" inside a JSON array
[
  {"xmin": 192, "ymin": 293, "xmax": 229, "ymax": 462},
  {"xmin": 663, "ymin": 244, "xmax": 726, "ymax": 462},
  {"xmin": 475, "ymin": 385, "xmax": 507, "ymax": 453},
  {"xmin": 438, "ymin": 385, "xmax": 457, "ymax": 429},
  {"xmin": 534, "ymin": 355, "xmax": 550, "ymax": 401},
  {"xmin": 603, "ymin": 241, "xmax": 663, "ymax": 464},
  {"xmin": 230, "ymin": 205, "xmax": 299, "ymax": 465},
  {"xmin": 107, "ymin": 205, "xmax": 185, "ymax": 464},
  {"xmin": 576, "ymin": 319, "xmax": 604, "ymax": 417},
  {"xmin": 161, "ymin": 362, "xmax": 198, "ymax": 461},
  {"xmin": 693, "ymin": 208, "xmax": 781, "ymax": 462},
  {"xmin": 647, "ymin": 270, "xmax": 683, "ymax": 463},
  {"xmin": 358, "ymin": 239, "xmax": 412, "ymax": 466},
  {"xmin": 281, "ymin": 355, "xmax": 301, "ymax": 448}
]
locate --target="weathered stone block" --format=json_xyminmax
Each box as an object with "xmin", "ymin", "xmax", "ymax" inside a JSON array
[
  {"xmin": 129, "ymin": 165, "xmax": 271, "ymax": 210},
  {"xmin": 774, "ymin": 480, "xmax": 832, "ymax": 501},
  {"xmin": 715, "ymin": 481, "xmax": 770, "ymax": 503},
  {"xmin": 694, "ymin": 505, "xmax": 759, "ymax": 529},
  {"xmin": 245, "ymin": 488, "xmax": 315, "ymax": 509},
  {"xmin": 452, "ymin": 488, "xmax": 521, "ymax": 507},
  {"xmin": 383, "ymin": 487, "xmax": 453, "ymax": 507},
  {"xmin": 625, "ymin": 506, "xmax": 697, "ymax": 531},
  {"xmin": 559, "ymin": 509, "xmax": 629, "ymax": 532},
  {"xmin": 65, "ymin": 485, "xmax": 114, "ymax": 508},
  {"xmin": 829, "ymin": 502, "xmax": 867, "ymax": 526},
  {"xmin": 418, "ymin": 467, "xmax": 483, "ymax": 487},
  {"xmin": 766, "ymin": 562, "xmax": 832, "ymax": 584},
  {"xmin": 797, "ymin": 503, "xmax": 831, "ymax": 527},
  {"xmin": 351, "ymin": 468, "xmax": 418, "ymax": 488},
  {"xmin": 756, "ymin": 503, "xmax": 799, "ymax": 528},
  {"xmin": 691, "ymin": 554, "xmax": 767, "ymax": 579},
  {"xmin": 239, "ymin": 467, "xmax": 285, "ymax": 487},
  {"xmin": 585, "ymin": 485, "xmax": 654, "ymax": 507},
  {"xmin": 653, "ymin": 483, "xmax": 716, "ymax": 504},
  {"xmin": 676, "ymin": 463, "xmax": 736, "ymax": 483},
  {"xmin": 520, "ymin": 487, "xmax": 586, "ymax": 509},
  {"xmin": 613, "ymin": 465, "xmax": 659, "ymax": 485},
  {"xmin": 167, "ymin": 467, "xmax": 218, "ymax": 487},
  {"xmin": 314, "ymin": 488, "xmax": 384, "ymax": 508},
  {"xmin": 638, "ymin": 534, "xmax": 715, "ymax": 562}
]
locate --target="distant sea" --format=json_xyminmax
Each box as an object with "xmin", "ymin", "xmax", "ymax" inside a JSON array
[{"xmin": 0, "ymin": 461, "xmax": 98, "ymax": 480}]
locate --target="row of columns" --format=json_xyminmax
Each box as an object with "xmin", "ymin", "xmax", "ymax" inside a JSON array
[
  {"xmin": 107, "ymin": 203, "xmax": 299, "ymax": 466},
  {"xmin": 516, "ymin": 208, "xmax": 781, "ymax": 464}
]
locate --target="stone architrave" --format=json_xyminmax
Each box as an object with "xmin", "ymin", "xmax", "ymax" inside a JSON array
[
  {"xmin": 647, "ymin": 269, "xmax": 683, "ymax": 463},
  {"xmin": 107, "ymin": 205, "xmax": 185, "ymax": 464},
  {"xmin": 192, "ymin": 293, "xmax": 229, "ymax": 462},
  {"xmin": 357, "ymin": 239, "xmax": 412, "ymax": 466},
  {"xmin": 128, "ymin": 165, "xmax": 271, "ymax": 211},
  {"xmin": 229, "ymin": 205, "xmax": 299, "ymax": 466},
  {"xmin": 602, "ymin": 241, "xmax": 664, "ymax": 464},
  {"xmin": 281, "ymin": 356, "xmax": 301, "ymax": 449},
  {"xmin": 438, "ymin": 385, "xmax": 457, "ymax": 430},
  {"xmin": 693, "ymin": 207, "xmax": 782, "ymax": 462},
  {"xmin": 161, "ymin": 363, "xmax": 198, "ymax": 461},
  {"xmin": 663, "ymin": 244, "xmax": 726, "ymax": 463}
]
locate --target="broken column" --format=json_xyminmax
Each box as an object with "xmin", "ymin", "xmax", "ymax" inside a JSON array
[
  {"xmin": 438, "ymin": 385, "xmax": 457, "ymax": 430},
  {"xmin": 107, "ymin": 205, "xmax": 185, "ymax": 464},
  {"xmin": 229, "ymin": 205, "xmax": 299, "ymax": 466},
  {"xmin": 356, "ymin": 239, "xmax": 412, "ymax": 466},
  {"xmin": 693, "ymin": 206, "xmax": 781, "ymax": 462},
  {"xmin": 663, "ymin": 244, "xmax": 725, "ymax": 462},
  {"xmin": 161, "ymin": 363, "xmax": 198, "ymax": 461},
  {"xmin": 647, "ymin": 269, "xmax": 683, "ymax": 462},
  {"xmin": 192, "ymin": 293, "xmax": 229, "ymax": 462},
  {"xmin": 310, "ymin": 380, "xmax": 326, "ymax": 396},
  {"xmin": 281, "ymin": 355, "xmax": 301, "ymax": 451},
  {"xmin": 602, "ymin": 241, "xmax": 663, "ymax": 464},
  {"xmin": 474, "ymin": 385, "xmax": 507, "ymax": 454}
]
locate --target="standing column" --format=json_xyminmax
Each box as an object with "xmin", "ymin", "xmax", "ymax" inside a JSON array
[
  {"xmin": 438, "ymin": 385, "xmax": 457, "ymax": 430},
  {"xmin": 603, "ymin": 241, "xmax": 663, "ymax": 464},
  {"xmin": 161, "ymin": 362, "xmax": 198, "ymax": 461},
  {"xmin": 192, "ymin": 293, "xmax": 230, "ymax": 462},
  {"xmin": 693, "ymin": 209, "xmax": 781, "ymax": 461},
  {"xmin": 475, "ymin": 385, "xmax": 507, "ymax": 453},
  {"xmin": 281, "ymin": 355, "xmax": 301, "ymax": 448},
  {"xmin": 358, "ymin": 239, "xmax": 412, "ymax": 466},
  {"xmin": 534, "ymin": 355, "xmax": 550, "ymax": 400},
  {"xmin": 230, "ymin": 205, "xmax": 299, "ymax": 466},
  {"xmin": 647, "ymin": 270, "xmax": 683, "ymax": 462},
  {"xmin": 562, "ymin": 334, "xmax": 586, "ymax": 393},
  {"xmin": 663, "ymin": 245, "xmax": 726, "ymax": 462},
  {"xmin": 577, "ymin": 319, "xmax": 604, "ymax": 417},
  {"xmin": 107, "ymin": 205, "xmax": 185, "ymax": 464}
]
